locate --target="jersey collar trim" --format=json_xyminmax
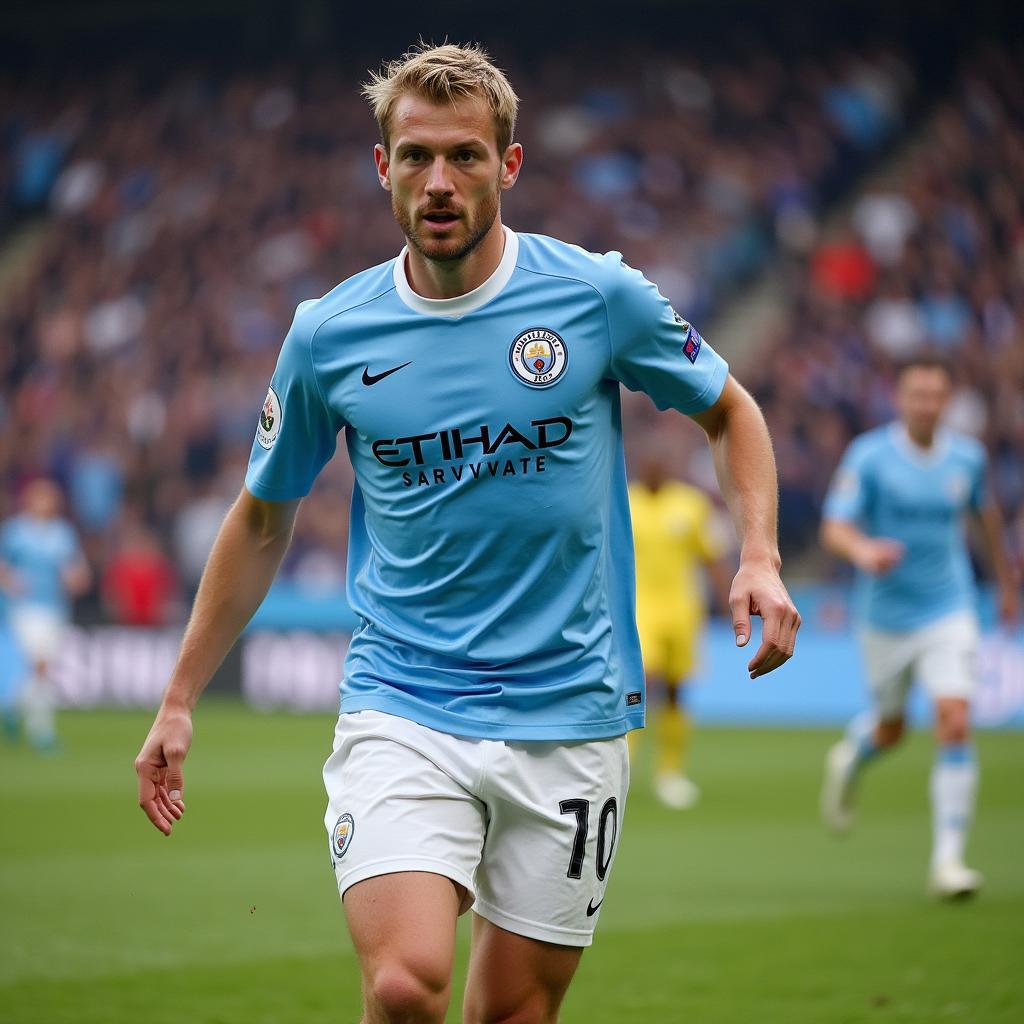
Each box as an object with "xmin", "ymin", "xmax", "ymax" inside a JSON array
[
  {"xmin": 890, "ymin": 422, "xmax": 951, "ymax": 465},
  {"xmin": 392, "ymin": 226, "xmax": 519, "ymax": 318}
]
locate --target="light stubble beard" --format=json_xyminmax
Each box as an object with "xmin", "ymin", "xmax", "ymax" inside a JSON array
[{"xmin": 394, "ymin": 183, "xmax": 501, "ymax": 264}]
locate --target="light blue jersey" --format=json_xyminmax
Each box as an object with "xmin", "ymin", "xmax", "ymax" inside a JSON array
[
  {"xmin": 246, "ymin": 229, "xmax": 728, "ymax": 739},
  {"xmin": 0, "ymin": 514, "xmax": 81, "ymax": 617},
  {"xmin": 823, "ymin": 423, "xmax": 988, "ymax": 632}
]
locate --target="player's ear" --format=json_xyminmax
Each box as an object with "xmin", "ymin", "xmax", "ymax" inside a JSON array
[
  {"xmin": 374, "ymin": 143, "xmax": 392, "ymax": 192},
  {"xmin": 500, "ymin": 143, "xmax": 523, "ymax": 191}
]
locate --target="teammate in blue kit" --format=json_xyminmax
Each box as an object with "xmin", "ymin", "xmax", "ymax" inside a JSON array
[
  {"xmin": 135, "ymin": 43, "xmax": 800, "ymax": 1023},
  {"xmin": 1, "ymin": 479, "xmax": 90, "ymax": 749},
  {"xmin": 820, "ymin": 356, "xmax": 1019, "ymax": 899}
]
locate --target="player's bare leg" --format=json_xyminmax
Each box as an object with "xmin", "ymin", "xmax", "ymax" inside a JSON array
[
  {"xmin": 343, "ymin": 871, "xmax": 464, "ymax": 1023},
  {"xmin": 821, "ymin": 713, "xmax": 903, "ymax": 833},
  {"xmin": 462, "ymin": 914, "xmax": 582, "ymax": 1024},
  {"xmin": 929, "ymin": 697, "xmax": 981, "ymax": 898}
]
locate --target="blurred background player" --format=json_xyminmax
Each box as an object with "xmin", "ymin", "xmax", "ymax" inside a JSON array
[
  {"xmin": 629, "ymin": 450, "xmax": 732, "ymax": 809},
  {"xmin": 0, "ymin": 479, "xmax": 90, "ymax": 749},
  {"xmin": 819, "ymin": 355, "xmax": 1020, "ymax": 899}
]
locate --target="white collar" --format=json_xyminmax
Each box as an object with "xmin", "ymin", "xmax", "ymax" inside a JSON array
[
  {"xmin": 392, "ymin": 226, "xmax": 519, "ymax": 318},
  {"xmin": 890, "ymin": 422, "xmax": 950, "ymax": 466}
]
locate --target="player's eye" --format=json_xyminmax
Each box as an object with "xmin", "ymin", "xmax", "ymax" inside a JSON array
[{"xmin": 454, "ymin": 150, "xmax": 477, "ymax": 163}]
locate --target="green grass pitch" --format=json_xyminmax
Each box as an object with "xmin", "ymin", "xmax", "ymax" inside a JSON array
[{"xmin": 1, "ymin": 704, "xmax": 1022, "ymax": 1023}]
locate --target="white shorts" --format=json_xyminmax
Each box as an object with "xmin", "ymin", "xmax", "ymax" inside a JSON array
[
  {"xmin": 859, "ymin": 609, "xmax": 980, "ymax": 720},
  {"xmin": 9, "ymin": 606, "xmax": 65, "ymax": 664},
  {"xmin": 322, "ymin": 710, "xmax": 629, "ymax": 948}
]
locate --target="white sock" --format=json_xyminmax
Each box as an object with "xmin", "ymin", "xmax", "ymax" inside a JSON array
[
  {"xmin": 21, "ymin": 672, "xmax": 56, "ymax": 748},
  {"xmin": 930, "ymin": 743, "xmax": 978, "ymax": 869},
  {"xmin": 845, "ymin": 711, "xmax": 881, "ymax": 778}
]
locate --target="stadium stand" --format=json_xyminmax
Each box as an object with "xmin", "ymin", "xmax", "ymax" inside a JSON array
[
  {"xmin": 1, "ymin": 32, "xmax": 1018, "ymax": 618},
  {"xmin": 746, "ymin": 43, "xmax": 1024, "ymax": 568}
]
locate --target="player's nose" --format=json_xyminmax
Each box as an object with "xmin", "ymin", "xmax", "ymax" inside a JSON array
[{"xmin": 424, "ymin": 156, "xmax": 454, "ymax": 196}]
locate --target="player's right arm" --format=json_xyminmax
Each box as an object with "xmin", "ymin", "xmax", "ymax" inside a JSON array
[
  {"xmin": 0, "ymin": 561, "xmax": 20, "ymax": 596},
  {"xmin": 0, "ymin": 523, "xmax": 22, "ymax": 595},
  {"xmin": 820, "ymin": 439, "xmax": 903, "ymax": 576},
  {"xmin": 136, "ymin": 301, "xmax": 343, "ymax": 836},
  {"xmin": 135, "ymin": 489, "xmax": 299, "ymax": 835}
]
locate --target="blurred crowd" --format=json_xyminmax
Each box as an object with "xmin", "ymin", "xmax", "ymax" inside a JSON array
[
  {"xmin": 10, "ymin": 32, "xmax": 1014, "ymax": 625},
  {"xmin": 746, "ymin": 44, "xmax": 1024, "ymax": 571}
]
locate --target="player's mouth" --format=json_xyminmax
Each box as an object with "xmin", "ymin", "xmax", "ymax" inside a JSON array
[{"xmin": 421, "ymin": 210, "xmax": 462, "ymax": 231}]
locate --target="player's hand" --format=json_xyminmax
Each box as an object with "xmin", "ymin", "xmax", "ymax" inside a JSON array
[
  {"xmin": 0, "ymin": 568, "xmax": 25, "ymax": 596},
  {"xmin": 998, "ymin": 579, "xmax": 1020, "ymax": 628},
  {"xmin": 134, "ymin": 706, "xmax": 192, "ymax": 836},
  {"xmin": 730, "ymin": 559, "xmax": 801, "ymax": 679},
  {"xmin": 853, "ymin": 538, "xmax": 904, "ymax": 576}
]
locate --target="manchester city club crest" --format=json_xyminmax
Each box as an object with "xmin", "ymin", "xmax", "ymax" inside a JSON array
[
  {"xmin": 332, "ymin": 812, "xmax": 355, "ymax": 859},
  {"xmin": 255, "ymin": 386, "xmax": 282, "ymax": 450},
  {"xmin": 509, "ymin": 328, "xmax": 568, "ymax": 388},
  {"xmin": 946, "ymin": 472, "xmax": 969, "ymax": 502}
]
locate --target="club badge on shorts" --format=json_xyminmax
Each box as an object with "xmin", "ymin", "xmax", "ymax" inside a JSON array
[
  {"xmin": 332, "ymin": 813, "xmax": 355, "ymax": 859},
  {"xmin": 509, "ymin": 328, "xmax": 568, "ymax": 388},
  {"xmin": 256, "ymin": 386, "xmax": 282, "ymax": 449}
]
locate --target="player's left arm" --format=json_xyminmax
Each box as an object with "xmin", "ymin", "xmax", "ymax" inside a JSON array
[
  {"xmin": 60, "ymin": 526, "xmax": 92, "ymax": 598},
  {"xmin": 62, "ymin": 555, "xmax": 92, "ymax": 598},
  {"xmin": 974, "ymin": 499, "xmax": 1020, "ymax": 627},
  {"xmin": 691, "ymin": 375, "xmax": 801, "ymax": 677}
]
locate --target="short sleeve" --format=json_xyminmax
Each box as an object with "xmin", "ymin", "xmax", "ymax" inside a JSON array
[
  {"xmin": 823, "ymin": 441, "xmax": 871, "ymax": 523},
  {"xmin": 244, "ymin": 307, "xmax": 345, "ymax": 501},
  {"xmin": 605, "ymin": 258, "xmax": 728, "ymax": 415}
]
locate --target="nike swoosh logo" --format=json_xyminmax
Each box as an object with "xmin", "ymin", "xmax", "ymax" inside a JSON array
[
  {"xmin": 362, "ymin": 362, "xmax": 411, "ymax": 386},
  {"xmin": 585, "ymin": 897, "xmax": 604, "ymax": 917}
]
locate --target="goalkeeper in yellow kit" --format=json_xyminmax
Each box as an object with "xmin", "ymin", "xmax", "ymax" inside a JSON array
[{"xmin": 629, "ymin": 453, "xmax": 732, "ymax": 808}]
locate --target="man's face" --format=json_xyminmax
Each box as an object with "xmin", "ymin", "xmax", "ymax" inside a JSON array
[
  {"xmin": 897, "ymin": 366, "xmax": 952, "ymax": 439},
  {"xmin": 374, "ymin": 92, "xmax": 521, "ymax": 263},
  {"xmin": 24, "ymin": 480, "xmax": 61, "ymax": 519}
]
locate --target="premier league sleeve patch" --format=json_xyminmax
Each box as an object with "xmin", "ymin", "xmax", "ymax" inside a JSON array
[
  {"xmin": 509, "ymin": 328, "xmax": 568, "ymax": 388},
  {"xmin": 255, "ymin": 386, "xmax": 282, "ymax": 450},
  {"xmin": 673, "ymin": 311, "xmax": 702, "ymax": 364}
]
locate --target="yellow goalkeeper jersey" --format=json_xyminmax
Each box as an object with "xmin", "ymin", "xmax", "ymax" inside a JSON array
[{"xmin": 629, "ymin": 480, "xmax": 724, "ymax": 630}]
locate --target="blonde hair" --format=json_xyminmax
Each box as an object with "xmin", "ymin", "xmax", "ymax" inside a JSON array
[{"xmin": 362, "ymin": 42, "xmax": 519, "ymax": 154}]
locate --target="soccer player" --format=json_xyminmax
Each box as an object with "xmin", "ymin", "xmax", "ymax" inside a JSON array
[
  {"xmin": 0, "ymin": 479, "xmax": 90, "ymax": 749},
  {"xmin": 135, "ymin": 44, "xmax": 800, "ymax": 1023},
  {"xmin": 820, "ymin": 355, "xmax": 1019, "ymax": 899},
  {"xmin": 629, "ymin": 452, "xmax": 732, "ymax": 808}
]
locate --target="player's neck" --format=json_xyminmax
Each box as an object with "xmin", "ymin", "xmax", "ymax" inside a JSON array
[
  {"xmin": 903, "ymin": 423, "xmax": 937, "ymax": 450},
  {"xmin": 404, "ymin": 220, "xmax": 506, "ymax": 300}
]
